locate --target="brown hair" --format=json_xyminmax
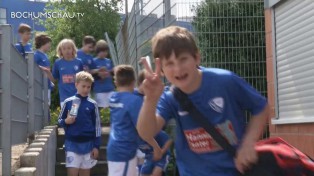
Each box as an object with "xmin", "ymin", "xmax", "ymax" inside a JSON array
[
  {"xmin": 95, "ymin": 39, "xmax": 109, "ymax": 54},
  {"xmin": 152, "ymin": 26, "xmax": 199, "ymax": 60},
  {"xmin": 35, "ymin": 33, "xmax": 52, "ymax": 49},
  {"xmin": 75, "ymin": 71, "xmax": 94, "ymax": 83},
  {"xmin": 56, "ymin": 39, "xmax": 77, "ymax": 58},
  {"xmin": 18, "ymin": 23, "xmax": 32, "ymax": 33},
  {"xmin": 137, "ymin": 70, "xmax": 146, "ymax": 87},
  {"xmin": 114, "ymin": 65, "xmax": 135, "ymax": 87},
  {"xmin": 83, "ymin": 35, "xmax": 96, "ymax": 46}
]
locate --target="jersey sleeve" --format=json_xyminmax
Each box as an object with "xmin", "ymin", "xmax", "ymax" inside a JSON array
[
  {"xmin": 230, "ymin": 73, "xmax": 267, "ymax": 116},
  {"xmin": 156, "ymin": 92, "xmax": 175, "ymax": 123},
  {"xmin": 52, "ymin": 61, "xmax": 59, "ymax": 80},
  {"xmin": 92, "ymin": 102, "xmax": 101, "ymax": 149},
  {"xmin": 34, "ymin": 53, "xmax": 41, "ymax": 66}
]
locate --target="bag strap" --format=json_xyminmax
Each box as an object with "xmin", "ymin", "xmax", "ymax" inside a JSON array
[{"xmin": 173, "ymin": 87, "xmax": 237, "ymax": 157}]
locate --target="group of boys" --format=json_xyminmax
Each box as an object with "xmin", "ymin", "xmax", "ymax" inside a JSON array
[{"xmin": 15, "ymin": 22, "xmax": 269, "ymax": 176}]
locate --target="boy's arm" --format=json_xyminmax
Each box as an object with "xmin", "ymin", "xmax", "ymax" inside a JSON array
[
  {"xmin": 229, "ymin": 73, "xmax": 269, "ymax": 173},
  {"xmin": 235, "ymin": 105, "xmax": 269, "ymax": 173},
  {"xmin": 137, "ymin": 97, "xmax": 166, "ymax": 143},
  {"xmin": 93, "ymin": 103, "xmax": 102, "ymax": 149},
  {"xmin": 161, "ymin": 139, "xmax": 173, "ymax": 155},
  {"xmin": 39, "ymin": 66, "xmax": 56, "ymax": 83},
  {"xmin": 137, "ymin": 58, "xmax": 166, "ymax": 144},
  {"xmin": 58, "ymin": 103, "xmax": 68, "ymax": 127}
]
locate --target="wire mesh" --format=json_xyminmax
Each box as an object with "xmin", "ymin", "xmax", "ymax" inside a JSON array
[{"xmin": 114, "ymin": 0, "xmax": 267, "ymax": 134}]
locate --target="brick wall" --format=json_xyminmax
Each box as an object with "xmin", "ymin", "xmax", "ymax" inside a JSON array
[{"xmin": 265, "ymin": 8, "xmax": 314, "ymax": 157}]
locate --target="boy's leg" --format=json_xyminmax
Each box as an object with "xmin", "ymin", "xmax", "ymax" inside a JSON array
[
  {"xmin": 78, "ymin": 169, "xmax": 90, "ymax": 176},
  {"xmin": 151, "ymin": 167, "xmax": 163, "ymax": 176},
  {"xmin": 67, "ymin": 168, "xmax": 79, "ymax": 176},
  {"xmin": 80, "ymin": 152, "xmax": 97, "ymax": 170},
  {"xmin": 153, "ymin": 155, "xmax": 170, "ymax": 176},
  {"xmin": 66, "ymin": 151, "xmax": 82, "ymax": 176}
]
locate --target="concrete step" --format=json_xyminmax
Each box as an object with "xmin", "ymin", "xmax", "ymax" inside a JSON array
[
  {"xmin": 57, "ymin": 127, "xmax": 110, "ymax": 148},
  {"xmin": 55, "ymin": 161, "xmax": 108, "ymax": 176},
  {"xmin": 56, "ymin": 146, "xmax": 107, "ymax": 162}
]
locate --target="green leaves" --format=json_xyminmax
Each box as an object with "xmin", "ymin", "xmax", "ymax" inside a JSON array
[
  {"xmin": 192, "ymin": 0, "xmax": 266, "ymax": 93},
  {"xmin": 40, "ymin": 0, "xmax": 121, "ymax": 110}
]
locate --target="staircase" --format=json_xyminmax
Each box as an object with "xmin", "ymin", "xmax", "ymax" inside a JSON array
[{"xmin": 55, "ymin": 127, "xmax": 110, "ymax": 176}]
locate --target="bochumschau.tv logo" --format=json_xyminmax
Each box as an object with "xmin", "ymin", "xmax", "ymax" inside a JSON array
[{"xmin": 10, "ymin": 12, "xmax": 85, "ymax": 19}]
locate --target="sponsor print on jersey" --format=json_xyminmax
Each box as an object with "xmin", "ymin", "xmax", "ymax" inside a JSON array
[
  {"xmin": 62, "ymin": 74, "xmax": 75, "ymax": 83},
  {"xmin": 183, "ymin": 120, "xmax": 237, "ymax": 153}
]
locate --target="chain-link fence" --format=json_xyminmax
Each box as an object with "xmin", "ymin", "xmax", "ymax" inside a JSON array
[
  {"xmin": 111, "ymin": 0, "xmax": 266, "ymax": 174},
  {"xmin": 113, "ymin": 0, "xmax": 266, "ymax": 95}
]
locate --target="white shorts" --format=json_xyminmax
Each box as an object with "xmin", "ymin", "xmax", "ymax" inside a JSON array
[
  {"xmin": 65, "ymin": 151, "xmax": 97, "ymax": 169},
  {"xmin": 95, "ymin": 92, "xmax": 114, "ymax": 108},
  {"xmin": 136, "ymin": 149, "xmax": 145, "ymax": 159},
  {"xmin": 108, "ymin": 157, "xmax": 137, "ymax": 176}
]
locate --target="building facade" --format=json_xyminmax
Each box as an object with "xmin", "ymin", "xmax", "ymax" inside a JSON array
[
  {"xmin": 265, "ymin": 0, "xmax": 314, "ymax": 156},
  {"xmin": 0, "ymin": 0, "xmax": 46, "ymax": 41}
]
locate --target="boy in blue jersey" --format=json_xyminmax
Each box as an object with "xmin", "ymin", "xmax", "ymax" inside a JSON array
[
  {"xmin": 41, "ymin": 39, "xmax": 84, "ymax": 107},
  {"xmin": 77, "ymin": 36, "xmax": 96, "ymax": 71},
  {"xmin": 15, "ymin": 23, "xmax": 32, "ymax": 58},
  {"xmin": 34, "ymin": 33, "xmax": 53, "ymax": 106},
  {"xmin": 135, "ymin": 70, "xmax": 172, "ymax": 176},
  {"xmin": 107, "ymin": 65, "xmax": 162, "ymax": 176},
  {"xmin": 58, "ymin": 71, "xmax": 101, "ymax": 176},
  {"xmin": 137, "ymin": 26, "xmax": 269, "ymax": 176},
  {"xmin": 90, "ymin": 40, "xmax": 115, "ymax": 110}
]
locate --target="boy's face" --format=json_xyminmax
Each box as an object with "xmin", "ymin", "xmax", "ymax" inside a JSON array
[
  {"xmin": 20, "ymin": 31, "xmax": 31, "ymax": 42},
  {"xmin": 75, "ymin": 80, "xmax": 92, "ymax": 97},
  {"xmin": 61, "ymin": 44, "xmax": 74, "ymax": 59},
  {"xmin": 42, "ymin": 42, "xmax": 51, "ymax": 53},
  {"xmin": 161, "ymin": 51, "xmax": 200, "ymax": 90},
  {"xmin": 98, "ymin": 51, "xmax": 108, "ymax": 58},
  {"xmin": 83, "ymin": 43, "xmax": 95, "ymax": 53}
]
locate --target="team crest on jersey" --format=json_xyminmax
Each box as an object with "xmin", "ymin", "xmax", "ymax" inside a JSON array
[
  {"xmin": 74, "ymin": 65, "xmax": 79, "ymax": 71},
  {"xmin": 208, "ymin": 97, "xmax": 224, "ymax": 113},
  {"xmin": 66, "ymin": 156, "xmax": 74, "ymax": 164}
]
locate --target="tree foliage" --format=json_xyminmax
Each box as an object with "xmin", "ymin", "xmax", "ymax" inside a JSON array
[
  {"xmin": 192, "ymin": 0, "xmax": 266, "ymax": 94},
  {"xmin": 39, "ymin": 0, "xmax": 121, "ymax": 110}
]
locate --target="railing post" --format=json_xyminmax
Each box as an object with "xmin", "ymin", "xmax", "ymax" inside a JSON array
[
  {"xmin": 27, "ymin": 52, "xmax": 35, "ymax": 136},
  {"xmin": 43, "ymin": 76, "xmax": 49, "ymax": 126},
  {"xmin": 0, "ymin": 24, "xmax": 12, "ymax": 176},
  {"xmin": 164, "ymin": 0, "xmax": 172, "ymax": 27}
]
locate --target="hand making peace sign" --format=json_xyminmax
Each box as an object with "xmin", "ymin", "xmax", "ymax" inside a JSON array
[{"xmin": 140, "ymin": 57, "xmax": 164, "ymax": 102}]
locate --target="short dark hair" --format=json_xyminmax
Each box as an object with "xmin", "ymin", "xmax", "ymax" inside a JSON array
[
  {"xmin": 83, "ymin": 35, "xmax": 96, "ymax": 46},
  {"xmin": 35, "ymin": 33, "xmax": 52, "ymax": 49},
  {"xmin": 114, "ymin": 65, "xmax": 135, "ymax": 87},
  {"xmin": 152, "ymin": 26, "xmax": 199, "ymax": 60},
  {"xmin": 18, "ymin": 23, "xmax": 32, "ymax": 33},
  {"xmin": 95, "ymin": 39, "xmax": 109, "ymax": 54}
]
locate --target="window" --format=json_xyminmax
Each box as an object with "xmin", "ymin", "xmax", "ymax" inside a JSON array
[{"xmin": 272, "ymin": 0, "xmax": 314, "ymax": 124}]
